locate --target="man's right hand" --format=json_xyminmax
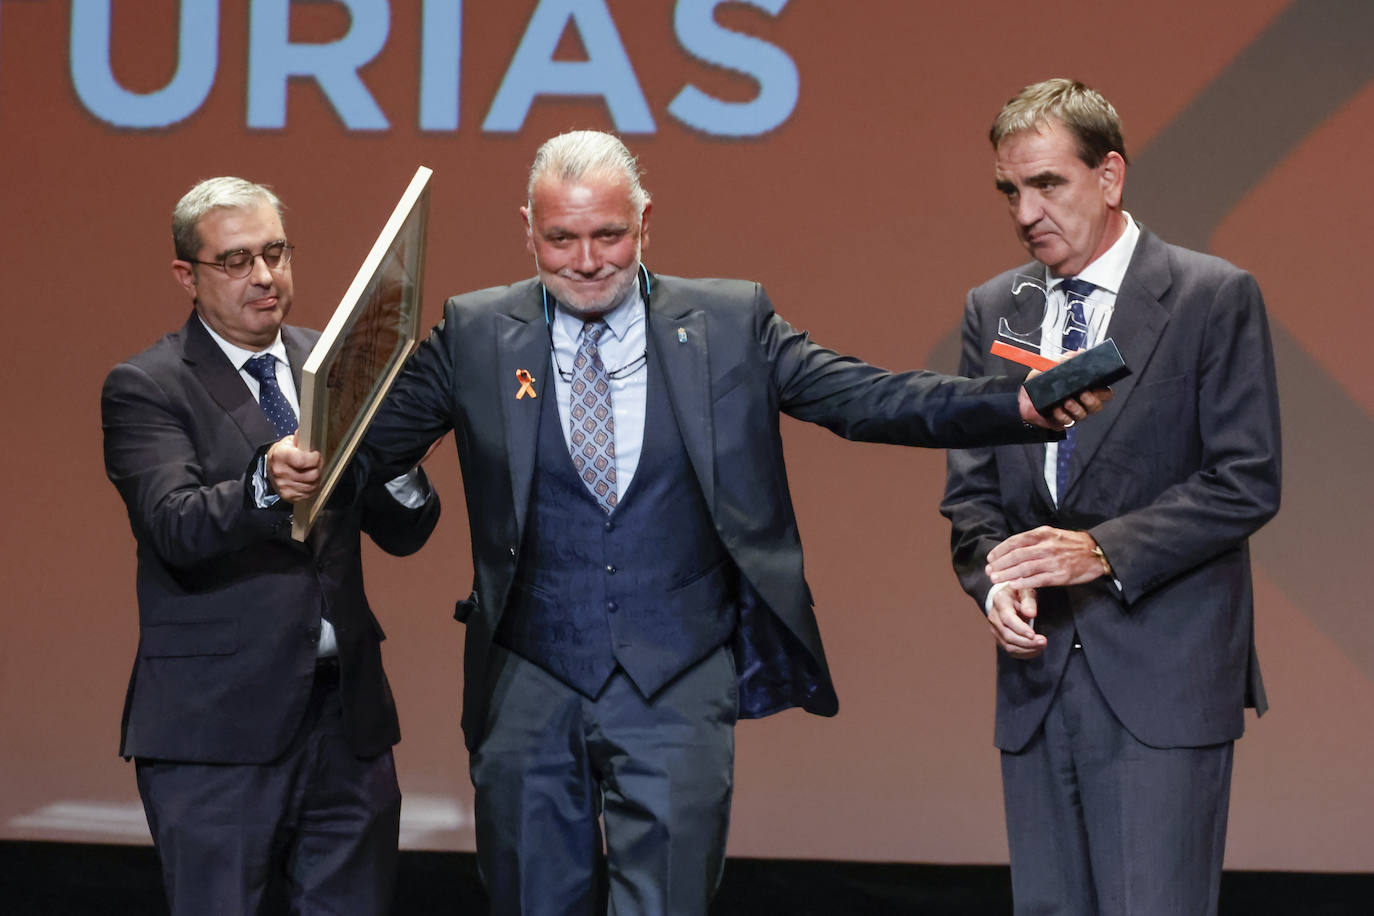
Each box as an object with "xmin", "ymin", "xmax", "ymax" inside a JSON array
[
  {"xmin": 1017, "ymin": 380, "xmax": 1112, "ymax": 430},
  {"xmin": 988, "ymin": 585, "xmax": 1047, "ymax": 659},
  {"xmin": 267, "ymin": 435, "xmax": 322, "ymax": 503}
]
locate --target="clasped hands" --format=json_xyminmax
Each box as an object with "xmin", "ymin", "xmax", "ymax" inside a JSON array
[{"xmin": 983, "ymin": 526, "xmax": 1111, "ymax": 659}]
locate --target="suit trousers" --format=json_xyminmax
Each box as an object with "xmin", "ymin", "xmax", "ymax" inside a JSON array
[
  {"xmin": 1001, "ymin": 649, "xmax": 1234, "ymax": 916},
  {"xmin": 470, "ymin": 645, "xmax": 738, "ymax": 916},
  {"xmin": 136, "ymin": 661, "xmax": 402, "ymax": 915}
]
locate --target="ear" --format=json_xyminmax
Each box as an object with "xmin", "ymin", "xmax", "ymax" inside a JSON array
[
  {"xmin": 638, "ymin": 199, "xmax": 652, "ymax": 252},
  {"xmin": 1099, "ymin": 151, "xmax": 1126, "ymax": 209},
  {"xmin": 171, "ymin": 259, "xmax": 198, "ymax": 302},
  {"xmin": 520, "ymin": 204, "xmax": 535, "ymax": 255}
]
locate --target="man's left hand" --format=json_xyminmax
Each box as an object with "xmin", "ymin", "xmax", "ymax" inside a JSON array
[{"xmin": 986, "ymin": 526, "xmax": 1109, "ymax": 589}]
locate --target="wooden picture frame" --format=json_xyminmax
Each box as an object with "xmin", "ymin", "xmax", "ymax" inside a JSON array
[{"xmin": 291, "ymin": 166, "xmax": 432, "ymax": 541}]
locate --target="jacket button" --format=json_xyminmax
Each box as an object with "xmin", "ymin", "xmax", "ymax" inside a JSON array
[
  {"xmin": 509, "ymin": 546, "xmax": 517, "ymax": 557},
  {"xmin": 607, "ymin": 601, "xmax": 619, "ymax": 614},
  {"xmin": 606, "ymin": 564, "xmax": 616, "ymax": 575}
]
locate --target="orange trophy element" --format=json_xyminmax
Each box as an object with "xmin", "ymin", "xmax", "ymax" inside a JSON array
[{"xmin": 989, "ymin": 340, "xmax": 1058, "ymax": 372}]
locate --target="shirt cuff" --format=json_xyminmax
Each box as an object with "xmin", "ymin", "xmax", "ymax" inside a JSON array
[
  {"xmin": 384, "ymin": 468, "xmax": 431, "ymax": 509},
  {"xmin": 984, "ymin": 581, "xmax": 1010, "ymax": 616},
  {"xmin": 251, "ymin": 453, "xmax": 281, "ymax": 509}
]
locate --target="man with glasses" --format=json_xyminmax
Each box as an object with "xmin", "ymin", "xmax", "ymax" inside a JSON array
[{"xmin": 101, "ymin": 176, "xmax": 440, "ymax": 914}]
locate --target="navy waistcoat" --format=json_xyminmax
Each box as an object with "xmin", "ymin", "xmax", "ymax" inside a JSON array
[{"xmin": 496, "ymin": 350, "xmax": 738, "ymax": 698}]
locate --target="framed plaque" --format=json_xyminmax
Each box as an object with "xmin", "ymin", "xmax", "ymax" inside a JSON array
[{"xmin": 291, "ymin": 166, "xmax": 433, "ymax": 541}]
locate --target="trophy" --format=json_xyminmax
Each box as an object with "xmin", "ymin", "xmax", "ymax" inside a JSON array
[{"xmin": 990, "ymin": 274, "xmax": 1130, "ymax": 416}]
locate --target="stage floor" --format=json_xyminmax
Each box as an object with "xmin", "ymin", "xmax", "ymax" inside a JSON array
[{"xmin": 2, "ymin": 841, "xmax": 1370, "ymax": 914}]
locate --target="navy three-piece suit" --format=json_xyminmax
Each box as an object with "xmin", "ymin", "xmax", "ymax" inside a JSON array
[{"xmin": 355, "ymin": 272, "xmax": 1047, "ymax": 914}]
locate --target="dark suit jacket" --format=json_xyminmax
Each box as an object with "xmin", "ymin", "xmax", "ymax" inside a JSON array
[
  {"xmin": 102, "ymin": 313, "xmax": 440, "ymax": 764},
  {"xmin": 359, "ymin": 274, "xmax": 1045, "ymax": 750},
  {"xmin": 942, "ymin": 228, "xmax": 1282, "ymax": 752}
]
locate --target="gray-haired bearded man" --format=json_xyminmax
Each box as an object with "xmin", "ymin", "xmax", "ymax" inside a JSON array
[{"xmin": 273, "ymin": 130, "xmax": 1104, "ymax": 916}]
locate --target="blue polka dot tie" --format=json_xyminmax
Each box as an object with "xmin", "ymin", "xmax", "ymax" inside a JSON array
[
  {"xmin": 1055, "ymin": 278, "xmax": 1094, "ymax": 498},
  {"xmin": 569, "ymin": 321, "xmax": 617, "ymax": 513},
  {"xmin": 244, "ymin": 353, "xmax": 299, "ymax": 439}
]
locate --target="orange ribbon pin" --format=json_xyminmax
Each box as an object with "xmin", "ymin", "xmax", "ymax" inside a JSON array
[{"xmin": 515, "ymin": 369, "xmax": 537, "ymax": 399}]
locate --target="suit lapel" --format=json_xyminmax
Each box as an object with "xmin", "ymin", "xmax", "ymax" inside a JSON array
[
  {"xmin": 644, "ymin": 275, "xmax": 714, "ymax": 511},
  {"xmin": 182, "ymin": 313, "xmax": 279, "ymax": 447},
  {"xmin": 497, "ymin": 284, "xmax": 552, "ymax": 541},
  {"xmin": 282, "ymin": 326, "xmax": 310, "ymax": 396},
  {"xmin": 1060, "ymin": 228, "xmax": 1172, "ymax": 497}
]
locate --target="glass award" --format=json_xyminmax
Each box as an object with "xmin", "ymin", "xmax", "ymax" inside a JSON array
[{"xmin": 990, "ymin": 273, "xmax": 1130, "ymax": 416}]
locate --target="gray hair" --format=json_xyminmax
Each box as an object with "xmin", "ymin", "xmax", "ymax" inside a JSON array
[
  {"xmin": 172, "ymin": 176, "xmax": 285, "ymax": 260},
  {"xmin": 526, "ymin": 130, "xmax": 649, "ymax": 217},
  {"xmin": 990, "ymin": 79, "xmax": 1129, "ymax": 167}
]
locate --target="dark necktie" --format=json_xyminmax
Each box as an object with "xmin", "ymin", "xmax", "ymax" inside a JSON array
[
  {"xmin": 244, "ymin": 353, "xmax": 298, "ymax": 439},
  {"xmin": 569, "ymin": 321, "xmax": 617, "ymax": 512},
  {"xmin": 1055, "ymin": 278, "xmax": 1094, "ymax": 498}
]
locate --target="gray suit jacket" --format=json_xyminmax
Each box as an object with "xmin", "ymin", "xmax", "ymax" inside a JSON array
[
  {"xmin": 102, "ymin": 314, "xmax": 440, "ymax": 763},
  {"xmin": 360, "ymin": 273, "xmax": 1047, "ymax": 750},
  {"xmin": 942, "ymin": 228, "xmax": 1282, "ymax": 752}
]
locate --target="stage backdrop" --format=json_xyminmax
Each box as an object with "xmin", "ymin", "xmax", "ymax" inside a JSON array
[{"xmin": 3, "ymin": 0, "xmax": 1371, "ymax": 871}]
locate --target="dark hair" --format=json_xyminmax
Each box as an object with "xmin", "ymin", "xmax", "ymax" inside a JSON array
[{"xmin": 990, "ymin": 78, "xmax": 1129, "ymax": 167}]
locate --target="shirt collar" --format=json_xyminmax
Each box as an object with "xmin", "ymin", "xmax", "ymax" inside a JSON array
[
  {"xmin": 1047, "ymin": 211, "xmax": 1139, "ymax": 296},
  {"xmin": 197, "ymin": 314, "xmax": 288, "ymax": 371},
  {"xmin": 553, "ymin": 273, "xmax": 643, "ymax": 344}
]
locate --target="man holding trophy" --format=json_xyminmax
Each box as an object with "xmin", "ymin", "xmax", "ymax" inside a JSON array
[
  {"xmin": 941, "ymin": 79, "xmax": 1282, "ymax": 915},
  {"xmin": 271, "ymin": 129, "xmax": 1109, "ymax": 915}
]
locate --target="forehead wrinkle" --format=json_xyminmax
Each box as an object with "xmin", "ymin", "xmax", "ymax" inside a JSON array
[
  {"xmin": 532, "ymin": 171, "xmax": 636, "ymax": 213},
  {"xmin": 198, "ymin": 205, "xmax": 284, "ymax": 256},
  {"xmin": 534, "ymin": 202, "xmax": 634, "ymax": 235}
]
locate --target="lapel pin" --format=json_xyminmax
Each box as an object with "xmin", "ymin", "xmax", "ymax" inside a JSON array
[
  {"xmin": 677, "ymin": 327, "xmax": 687, "ymax": 343},
  {"xmin": 515, "ymin": 369, "xmax": 537, "ymax": 399}
]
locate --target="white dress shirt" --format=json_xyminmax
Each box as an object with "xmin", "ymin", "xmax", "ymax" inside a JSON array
[
  {"xmin": 199, "ymin": 316, "xmax": 301, "ymax": 416},
  {"xmin": 1040, "ymin": 213, "xmax": 1140, "ymax": 505}
]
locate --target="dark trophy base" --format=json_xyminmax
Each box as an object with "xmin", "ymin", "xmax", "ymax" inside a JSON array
[{"xmin": 1022, "ymin": 339, "xmax": 1131, "ymax": 416}]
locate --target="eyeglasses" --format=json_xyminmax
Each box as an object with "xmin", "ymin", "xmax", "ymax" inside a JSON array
[{"xmin": 188, "ymin": 241, "xmax": 294, "ymax": 279}]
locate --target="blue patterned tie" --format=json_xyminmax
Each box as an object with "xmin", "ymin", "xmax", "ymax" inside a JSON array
[
  {"xmin": 569, "ymin": 321, "xmax": 617, "ymax": 512},
  {"xmin": 244, "ymin": 353, "xmax": 298, "ymax": 438},
  {"xmin": 1055, "ymin": 278, "xmax": 1094, "ymax": 498}
]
